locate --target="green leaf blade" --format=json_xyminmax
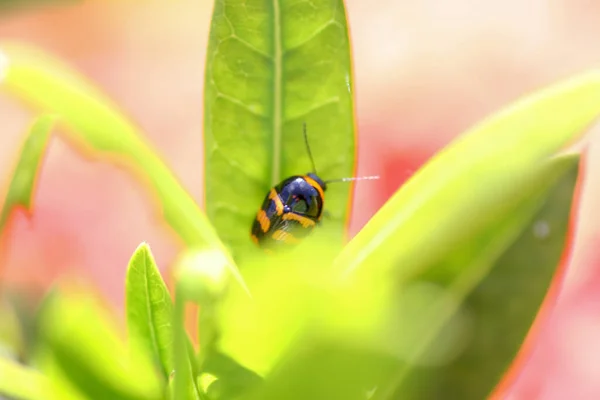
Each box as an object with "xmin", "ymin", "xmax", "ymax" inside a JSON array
[
  {"xmin": 326, "ymin": 71, "xmax": 600, "ymax": 399},
  {"xmin": 0, "ymin": 357, "xmax": 56, "ymax": 400},
  {"xmin": 125, "ymin": 242, "xmax": 174, "ymax": 379},
  {"xmin": 429, "ymin": 157, "xmax": 580, "ymax": 399},
  {"xmin": 375, "ymin": 156, "xmax": 580, "ymax": 399},
  {"xmin": 0, "ymin": 114, "xmax": 55, "ymax": 231},
  {"xmin": 204, "ymin": 0, "xmax": 356, "ymax": 256},
  {"xmin": 37, "ymin": 290, "xmax": 163, "ymax": 400},
  {"xmin": 336, "ymin": 71, "xmax": 600, "ymax": 280},
  {"xmin": 172, "ymin": 291, "xmax": 203, "ymax": 400},
  {"xmin": 0, "ymin": 42, "xmax": 249, "ymax": 294}
]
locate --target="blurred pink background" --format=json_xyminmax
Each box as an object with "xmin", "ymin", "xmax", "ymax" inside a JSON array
[{"xmin": 1, "ymin": 1, "xmax": 600, "ymax": 398}]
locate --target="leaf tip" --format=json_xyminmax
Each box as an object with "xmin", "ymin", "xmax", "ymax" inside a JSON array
[{"xmin": 130, "ymin": 241, "xmax": 153, "ymax": 261}]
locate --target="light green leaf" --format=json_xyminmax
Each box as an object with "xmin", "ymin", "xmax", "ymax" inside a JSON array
[
  {"xmin": 326, "ymin": 70, "xmax": 600, "ymax": 398},
  {"xmin": 0, "ymin": 42, "xmax": 248, "ymax": 294},
  {"xmin": 204, "ymin": 0, "xmax": 356, "ymax": 256},
  {"xmin": 0, "ymin": 357, "xmax": 62, "ymax": 400},
  {"xmin": 218, "ymin": 155, "xmax": 579, "ymax": 400},
  {"xmin": 172, "ymin": 290, "xmax": 203, "ymax": 400},
  {"xmin": 334, "ymin": 71, "xmax": 600, "ymax": 279},
  {"xmin": 0, "ymin": 114, "xmax": 55, "ymax": 232},
  {"xmin": 125, "ymin": 242, "xmax": 174, "ymax": 379},
  {"xmin": 37, "ymin": 289, "xmax": 163, "ymax": 400},
  {"xmin": 214, "ymin": 71, "xmax": 598, "ymax": 400}
]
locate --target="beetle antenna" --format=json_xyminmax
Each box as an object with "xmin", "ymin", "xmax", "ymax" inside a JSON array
[
  {"xmin": 303, "ymin": 122, "xmax": 318, "ymax": 174},
  {"xmin": 324, "ymin": 175, "xmax": 380, "ymax": 184}
]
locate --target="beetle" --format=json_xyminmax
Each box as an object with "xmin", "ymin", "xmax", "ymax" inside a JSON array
[{"xmin": 250, "ymin": 123, "xmax": 377, "ymax": 250}]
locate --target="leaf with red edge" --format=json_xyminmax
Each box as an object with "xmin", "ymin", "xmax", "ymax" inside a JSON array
[
  {"xmin": 0, "ymin": 114, "xmax": 56, "ymax": 232},
  {"xmin": 0, "ymin": 42, "xmax": 248, "ymax": 294}
]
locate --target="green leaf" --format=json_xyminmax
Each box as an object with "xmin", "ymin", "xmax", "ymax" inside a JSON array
[
  {"xmin": 204, "ymin": 0, "xmax": 356, "ymax": 256},
  {"xmin": 219, "ymin": 155, "xmax": 579, "ymax": 400},
  {"xmin": 36, "ymin": 289, "xmax": 163, "ymax": 400},
  {"xmin": 240, "ymin": 342, "xmax": 394, "ymax": 400},
  {"xmin": 202, "ymin": 350, "xmax": 263, "ymax": 400},
  {"xmin": 214, "ymin": 71, "xmax": 597, "ymax": 399},
  {"xmin": 334, "ymin": 71, "xmax": 600, "ymax": 279},
  {"xmin": 0, "ymin": 356, "xmax": 65, "ymax": 400},
  {"xmin": 125, "ymin": 242, "xmax": 175, "ymax": 379},
  {"xmin": 374, "ymin": 155, "xmax": 580, "ymax": 399},
  {"xmin": 0, "ymin": 114, "xmax": 55, "ymax": 232},
  {"xmin": 172, "ymin": 290, "xmax": 203, "ymax": 400},
  {"xmin": 325, "ymin": 71, "xmax": 600, "ymax": 398},
  {"xmin": 0, "ymin": 42, "xmax": 248, "ymax": 294},
  {"xmin": 0, "ymin": 297, "xmax": 24, "ymax": 359}
]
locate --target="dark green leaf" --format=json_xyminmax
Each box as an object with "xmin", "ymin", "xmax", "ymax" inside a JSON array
[
  {"xmin": 375, "ymin": 155, "xmax": 581, "ymax": 399},
  {"xmin": 204, "ymin": 0, "xmax": 356, "ymax": 256},
  {"xmin": 125, "ymin": 242, "xmax": 174, "ymax": 379}
]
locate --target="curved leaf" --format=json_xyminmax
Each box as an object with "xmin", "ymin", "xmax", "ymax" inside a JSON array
[
  {"xmin": 0, "ymin": 114, "xmax": 55, "ymax": 232},
  {"xmin": 37, "ymin": 289, "xmax": 163, "ymax": 400},
  {"xmin": 327, "ymin": 71, "xmax": 600, "ymax": 398},
  {"xmin": 220, "ymin": 155, "xmax": 579, "ymax": 400},
  {"xmin": 376, "ymin": 155, "xmax": 580, "ymax": 399},
  {"xmin": 172, "ymin": 290, "xmax": 203, "ymax": 400},
  {"xmin": 204, "ymin": 0, "xmax": 356, "ymax": 256},
  {"xmin": 0, "ymin": 42, "xmax": 248, "ymax": 293},
  {"xmin": 335, "ymin": 71, "xmax": 600, "ymax": 279},
  {"xmin": 125, "ymin": 242, "xmax": 174, "ymax": 379},
  {"xmin": 0, "ymin": 357, "xmax": 58, "ymax": 400}
]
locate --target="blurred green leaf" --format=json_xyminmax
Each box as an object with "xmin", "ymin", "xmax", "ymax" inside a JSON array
[
  {"xmin": 0, "ymin": 114, "xmax": 55, "ymax": 232},
  {"xmin": 0, "ymin": 42, "xmax": 248, "ymax": 294},
  {"xmin": 204, "ymin": 0, "xmax": 356, "ymax": 256},
  {"xmin": 202, "ymin": 350, "xmax": 263, "ymax": 400},
  {"xmin": 214, "ymin": 244, "xmax": 393, "ymax": 381},
  {"xmin": 216, "ymin": 155, "xmax": 579, "ymax": 400},
  {"xmin": 173, "ymin": 248, "xmax": 262, "ymax": 399},
  {"xmin": 335, "ymin": 71, "xmax": 600, "ymax": 279},
  {"xmin": 0, "ymin": 356, "xmax": 66, "ymax": 400},
  {"xmin": 37, "ymin": 289, "xmax": 163, "ymax": 400},
  {"xmin": 125, "ymin": 242, "xmax": 174, "ymax": 380},
  {"xmin": 0, "ymin": 297, "xmax": 25, "ymax": 359},
  {"xmin": 241, "ymin": 342, "xmax": 395, "ymax": 400},
  {"xmin": 328, "ymin": 71, "xmax": 600, "ymax": 398},
  {"xmin": 214, "ymin": 71, "xmax": 598, "ymax": 399},
  {"xmin": 172, "ymin": 290, "xmax": 203, "ymax": 400},
  {"xmin": 375, "ymin": 155, "xmax": 580, "ymax": 399}
]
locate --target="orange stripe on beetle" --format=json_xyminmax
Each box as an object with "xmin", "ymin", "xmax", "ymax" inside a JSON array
[
  {"xmin": 282, "ymin": 212, "xmax": 316, "ymax": 228},
  {"xmin": 303, "ymin": 175, "xmax": 325, "ymax": 203},
  {"xmin": 272, "ymin": 229, "xmax": 300, "ymax": 244},
  {"xmin": 268, "ymin": 189, "xmax": 284, "ymax": 216},
  {"xmin": 256, "ymin": 209, "xmax": 270, "ymax": 232}
]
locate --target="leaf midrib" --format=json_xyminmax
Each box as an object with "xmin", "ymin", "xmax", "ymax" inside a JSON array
[
  {"xmin": 142, "ymin": 251, "xmax": 162, "ymax": 372},
  {"xmin": 271, "ymin": 0, "xmax": 282, "ymax": 186}
]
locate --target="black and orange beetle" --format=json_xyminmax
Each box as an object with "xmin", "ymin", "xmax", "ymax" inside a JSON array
[{"xmin": 250, "ymin": 124, "xmax": 378, "ymax": 250}]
